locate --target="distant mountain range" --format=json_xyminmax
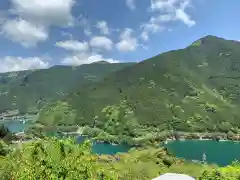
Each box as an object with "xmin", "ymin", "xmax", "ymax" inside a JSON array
[
  {"xmin": 0, "ymin": 62, "xmax": 135, "ymax": 113},
  {"xmin": 37, "ymin": 35, "xmax": 240, "ymax": 133}
]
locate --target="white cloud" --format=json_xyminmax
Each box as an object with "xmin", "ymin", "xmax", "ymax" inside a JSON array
[
  {"xmin": 96, "ymin": 21, "xmax": 109, "ymax": 35},
  {"xmin": 116, "ymin": 40, "xmax": 137, "ymax": 52},
  {"xmin": 0, "ymin": 0, "xmax": 76, "ymax": 47},
  {"xmin": 10, "ymin": 0, "xmax": 75, "ymax": 26},
  {"xmin": 140, "ymin": 31, "xmax": 149, "ymax": 41},
  {"xmin": 150, "ymin": 0, "xmax": 177, "ymax": 12},
  {"xmin": 149, "ymin": 0, "xmax": 195, "ymax": 26},
  {"xmin": 140, "ymin": 0, "xmax": 195, "ymax": 41},
  {"xmin": 141, "ymin": 21, "xmax": 164, "ymax": 33},
  {"xmin": 176, "ymin": 0, "xmax": 195, "ymax": 26},
  {"xmin": 1, "ymin": 18, "xmax": 48, "ymax": 47},
  {"xmin": 126, "ymin": 0, "xmax": 136, "ymax": 10},
  {"xmin": 55, "ymin": 40, "xmax": 89, "ymax": 52},
  {"xmin": 140, "ymin": 17, "xmax": 166, "ymax": 41},
  {"xmin": 90, "ymin": 36, "xmax": 113, "ymax": 51},
  {"xmin": 116, "ymin": 28, "xmax": 138, "ymax": 52},
  {"xmin": 61, "ymin": 53, "xmax": 119, "ymax": 66},
  {"xmin": 0, "ymin": 56, "xmax": 49, "ymax": 73},
  {"xmin": 152, "ymin": 14, "xmax": 176, "ymax": 23}
]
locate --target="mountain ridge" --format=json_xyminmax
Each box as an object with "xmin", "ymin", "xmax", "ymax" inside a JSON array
[
  {"xmin": 0, "ymin": 62, "xmax": 135, "ymax": 113},
  {"xmin": 38, "ymin": 35, "xmax": 240, "ymax": 134}
]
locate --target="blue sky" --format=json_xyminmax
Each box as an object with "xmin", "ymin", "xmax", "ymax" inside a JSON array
[{"xmin": 0, "ymin": 0, "xmax": 239, "ymax": 72}]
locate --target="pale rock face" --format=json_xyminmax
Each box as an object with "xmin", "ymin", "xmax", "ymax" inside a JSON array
[{"xmin": 152, "ymin": 173, "xmax": 195, "ymax": 180}]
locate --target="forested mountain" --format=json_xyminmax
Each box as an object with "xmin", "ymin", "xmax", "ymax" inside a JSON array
[
  {"xmin": 38, "ymin": 36, "xmax": 240, "ymax": 133},
  {"xmin": 0, "ymin": 62, "xmax": 134, "ymax": 113}
]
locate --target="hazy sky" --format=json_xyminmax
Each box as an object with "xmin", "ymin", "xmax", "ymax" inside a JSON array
[{"xmin": 0, "ymin": 0, "xmax": 239, "ymax": 72}]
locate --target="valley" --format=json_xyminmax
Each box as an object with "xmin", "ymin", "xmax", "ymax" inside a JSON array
[{"xmin": 1, "ymin": 36, "xmax": 240, "ymax": 179}]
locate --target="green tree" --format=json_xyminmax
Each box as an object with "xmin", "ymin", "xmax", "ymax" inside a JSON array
[
  {"xmin": 101, "ymin": 100, "xmax": 139, "ymax": 138},
  {"xmin": 0, "ymin": 138, "xmax": 117, "ymax": 179}
]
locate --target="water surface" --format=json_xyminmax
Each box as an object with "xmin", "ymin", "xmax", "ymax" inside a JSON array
[
  {"xmin": 165, "ymin": 140, "xmax": 240, "ymax": 166},
  {"xmin": 2, "ymin": 121, "xmax": 131, "ymax": 155},
  {"xmin": 0, "ymin": 120, "xmax": 27, "ymax": 133},
  {"xmin": 77, "ymin": 136, "xmax": 131, "ymax": 155}
]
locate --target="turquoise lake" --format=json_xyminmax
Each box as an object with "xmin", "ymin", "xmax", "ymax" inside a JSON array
[
  {"xmin": 5, "ymin": 120, "xmax": 240, "ymax": 163},
  {"xmin": 1, "ymin": 120, "xmax": 130, "ymax": 155},
  {"xmin": 0, "ymin": 120, "xmax": 28, "ymax": 133},
  {"xmin": 76, "ymin": 136, "xmax": 131, "ymax": 155},
  {"xmin": 165, "ymin": 140, "xmax": 240, "ymax": 166}
]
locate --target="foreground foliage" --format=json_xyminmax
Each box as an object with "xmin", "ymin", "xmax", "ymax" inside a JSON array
[
  {"xmin": 0, "ymin": 125, "xmax": 15, "ymax": 143},
  {"xmin": 199, "ymin": 162, "xmax": 240, "ymax": 179},
  {"xmin": 0, "ymin": 138, "xmax": 216, "ymax": 180},
  {"xmin": 0, "ymin": 138, "xmax": 116, "ymax": 179}
]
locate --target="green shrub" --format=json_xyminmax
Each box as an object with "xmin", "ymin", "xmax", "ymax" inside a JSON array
[
  {"xmin": 198, "ymin": 164, "xmax": 240, "ymax": 180},
  {"xmin": 0, "ymin": 138, "xmax": 117, "ymax": 179}
]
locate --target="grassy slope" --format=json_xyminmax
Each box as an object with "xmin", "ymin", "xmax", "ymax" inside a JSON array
[
  {"xmin": 0, "ymin": 62, "xmax": 134, "ymax": 113},
  {"xmin": 38, "ymin": 36, "xmax": 240, "ymax": 133}
]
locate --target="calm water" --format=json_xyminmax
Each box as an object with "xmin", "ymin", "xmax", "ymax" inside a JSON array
[
  {"xmin": 2, "ymin": 120, "xmax": 130, "ymax": 155},
  {"xmin": 0, "ymin": 120, "xmax": 27, "ymax": 133},
  {"xmin": 165, "ymin": 140, "xmax": 240, "ymax": 166},
  {"xmin": 76, "ymin": 136, "xmax": 131, "ymax": 155},
  {"xmin": 4, "ymin": 121, "xmax": 240, "ymax": 161}
]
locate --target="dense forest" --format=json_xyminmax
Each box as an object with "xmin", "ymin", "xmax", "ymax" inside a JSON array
[
  {"xmin": 0, "ymin": 62, "xmax": 134, "ymax": 113},
  {"xmin": 2, "ymin": 36, "xmax": 240, "ymax": 179},
  {"xmin": 38, "ymin": 36, "xmax": 240, "ymax": 135}
]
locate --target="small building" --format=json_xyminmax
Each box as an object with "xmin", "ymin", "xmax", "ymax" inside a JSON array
[{"xmin": 152, "ymin": 173, "xmax": 195, "ymax": 180}]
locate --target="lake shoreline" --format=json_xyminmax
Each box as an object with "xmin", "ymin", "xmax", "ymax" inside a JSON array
[
  {"xmin": 13, "ymin": 122, "xmax": 240, "ymax": 147},
  {"xmin": 164, "ymin": 138, "xmax": 240, "ymax": 167},
  {"xmin": 164, "ymin": 132, "xmax": 240, "ymax": 144}
]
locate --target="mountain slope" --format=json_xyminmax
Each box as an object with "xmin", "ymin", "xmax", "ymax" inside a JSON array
[
  {"xmin": 38, "ymin": 36, "xmax": 240, "ymax": 133},
  {"xmin": 0, "ymin": 62, "xmax": 134, "ymax": 113}
]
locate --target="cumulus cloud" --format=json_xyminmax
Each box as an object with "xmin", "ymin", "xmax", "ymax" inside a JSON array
[
  {"xmin": 141, "ymin": 0, "xmax": 195, "ymax": 41},
  {"xmin": 150, "ymin": 0, "xmax": 195, "ymax": 26},
  {"xmin": 1, "ymin": 18, "xmax": 48, "ymax": 47},
  {"xmin": 176, "ymin": 0, "xmax": 195, "ymax": 27},
  {"xmin": 140, "ymin": 31, "xmax": 149, "ymax": 41},
  {"xmin": 140, "ymin": 16, "xmax": 166, "ymax": 41},
  {"xmin": 126, "ymin": 0, "xmax": 136, "ymax": 10},
  {"xmin": 90, "ymin": 36, "xmax": 113, "ymax": 51},
  {"xmin": 141, "ymin": 20, "xmax": 164, "ymax": 33},
  {"xmin": 150, "ymin": 0, "xmax": 177, "ymax": 12},
  {"xmin": 61, "ymin": 53, "xmax": 119, "ymax": 66},
  {"xmin": 0, "ymin": 56, "xmax": 49, "ymax": 73},
  {"xmin": 96, "ymin": 21, "xmax": 109, "ymax": 35},
  {"xmin": 55, "ymin": 40, "xmax": 89, "ymax": 52},
  {"xmin": 0, "ymin": 0, "xmax": 76, "ymax": 47},
  {"xmin": 116, "ymin": 28, "xmax": 138, "ymax": 52},
  {"xmin": 10, "ymin": 0, "xmax": 75, "ymax": 26}
]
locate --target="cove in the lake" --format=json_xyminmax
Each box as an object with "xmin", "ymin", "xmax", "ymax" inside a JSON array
[
  {"xmin": 76, "ymin": 136, "xmax": 131, "ymax": 155},
  {"xmin": 0, "ymin": 120, "xmax": 28, "ymax": 133},
  {"xmin": 1, "ymin": 120, "xmax": 131, "ymax": 155},
  {"xmin": 165, "ymin": 140, "xmax": 240, "ymax": 166}
]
